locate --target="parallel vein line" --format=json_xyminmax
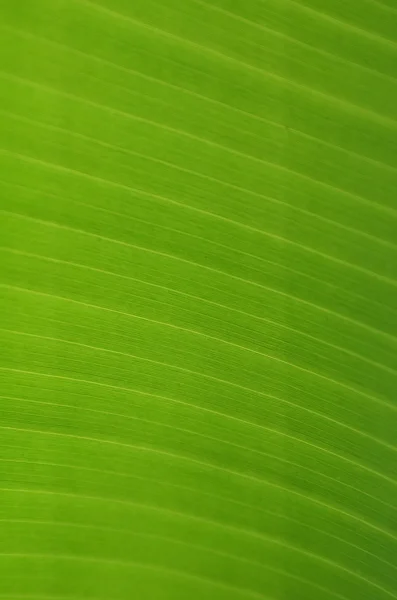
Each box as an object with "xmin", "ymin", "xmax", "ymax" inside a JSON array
[
  {"xmin": 1, "ymin": 423, "xmax": 396, "ymax": 535},
  {"xmin": 1, "ymin": 68, "xmax": 395, "ymax": 227},
  {"xmin": 285, "ymin": 0, "xmax": 397, "ymax": 47},
  {"xmin": 0, "ymin": 552, "xmax": 269, "ymax": 599},
  {"xmin": 0, "ymin": 518, "xmax": 357, "ymax": 600},
  {"xmin": 3, "ymin": 22, "xmax": 397, "ymax": 176},
  {"xmin": 2, "ymin": 106, "xmax": 396, "ymax": 252},
  {"xmin": 2, "ymin": 208, "xmax": 397, "ymax": 344},
  {"xmin": 0, "ymin": 488, "xmax": 396, "ymax": 597},
  {"xmin": 80, "ymin": 0, "xmax": 397, "ymax": 125},
  {"xmin": 2, "ymin": 456, "xmax": 395, "ymax": 572},
  {"xmin": 3, "ymin": 246, "xmax": 396, "ymax": 377},
  {"xmin": 2, "ymin": 302, "xmax": 396, "ymax": 414},
  {"xmin": 1, "ymin": 367, "xmax": 395, "ymax": 473},
  {"xmin": 2, "ymin": 394, "xmax": 395, "ymax": 510},
  {"xmin": 194, "ymin": 0, "xmax": 397, "ymax": 83}
]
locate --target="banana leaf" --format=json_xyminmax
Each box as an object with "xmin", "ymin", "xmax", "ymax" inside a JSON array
[{"xmin": 0, "ymin": 1, "xmax": 396, "ymax": 599}]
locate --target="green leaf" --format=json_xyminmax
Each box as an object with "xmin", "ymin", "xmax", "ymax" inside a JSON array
[{"xmin": 0, "ymin": 1, "xmax": 396, "ymax": 599}]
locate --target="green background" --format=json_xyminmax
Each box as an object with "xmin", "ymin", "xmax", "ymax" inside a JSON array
[{"xmin": 0, "ymin": 1, "xmax": 396, "ymax": 598}]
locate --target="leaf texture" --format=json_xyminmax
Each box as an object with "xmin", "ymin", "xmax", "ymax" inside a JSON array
[{"xmin": 0, "ymin": 1, "xmax": 396, "ymax": 599}]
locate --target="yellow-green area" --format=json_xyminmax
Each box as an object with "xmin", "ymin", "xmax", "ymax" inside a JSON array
[{"xmin": 0, "ymin": 1, "xmax": 397, "ymax": 599}]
